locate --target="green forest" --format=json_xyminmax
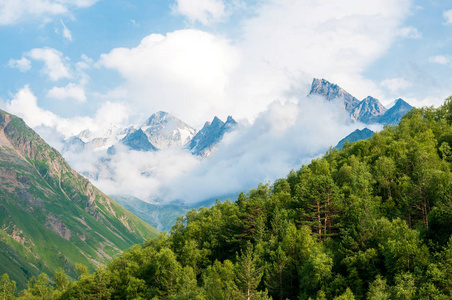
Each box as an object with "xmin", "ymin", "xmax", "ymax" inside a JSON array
[{"xmin": 4, "ymin": 97, "xmax": 452, "ymax": 299}]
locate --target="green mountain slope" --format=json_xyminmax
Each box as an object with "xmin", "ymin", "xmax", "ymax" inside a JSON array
[{"xmin": 0, "ymin": 109, "xmax": 159, "ymax": 289}]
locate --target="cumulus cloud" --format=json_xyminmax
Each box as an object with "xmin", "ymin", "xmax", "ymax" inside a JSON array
[
  {"xmin": 236, "ymin": 0, "xmax": 412, "ymax": 105},
  {"xmin": 47, "ymin": 83, "xmax": 86, "ymax": 102},
  {"xmin": 443, "ymin": 10, "xmax": 452, "ymax": 25},
  {"xmin": 0, "ymin": 0, "xmax": 98, "ymax": 25},
  {"xmin": 98, "ymin": 0, "xmax": 412, "ymax": 127},
  {"xmin": 429, "ymin": 55, "xmax": 451, "ymax": 65},
  {"xmin": 8, "ymin": 57, "xmax": 31, "ymax": 72},
  {"xmin": 27, "ymin": 47, "xmax": 72, "ymax": 81},
  {"xmin": 2, "ymin": 86, "xmax": 129, "ymax": 139},
  {"xmin": 99, "ymin": 29, "xmax": 240, "ymax": 127},
  {"xmin": 397, "ymin": 26, "xmax": 422, "ymax": 39},
  {"xmin": 172, "ymin": 0, "xmax": 227, "ymax": 25},
  {"xmin": 381, "ymin": 77, "xmax": 412, "ymax": 93},
  {"xmin": 5, "ymin": 86, "xmax": 60, "ymax": 128}
]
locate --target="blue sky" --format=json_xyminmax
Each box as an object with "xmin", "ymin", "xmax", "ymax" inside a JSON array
[{"xmin": 0, "ymin": 0, "xmax": 451, "ymax": 133}]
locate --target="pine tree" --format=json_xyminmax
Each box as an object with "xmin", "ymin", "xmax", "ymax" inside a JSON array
[{"xmin": 235, "ymin": 243, "xmax": 264, "ymax": 300}]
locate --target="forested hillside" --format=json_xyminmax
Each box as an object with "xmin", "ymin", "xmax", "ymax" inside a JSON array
[{"xmin": 5, "ymin": 97, "xmax": 452, "ymax": 299}]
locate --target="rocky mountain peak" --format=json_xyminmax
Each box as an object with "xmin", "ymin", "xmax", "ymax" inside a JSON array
[
  {"xmin": 308, "ymin": 78, "xmax": 360, "ymax": 113},
  {"xmin": 393, "ymin": 98, "xmax": 411, "ymax": 108},
  {"xmin": 211, "ymin": 116, "xmax": 225, "ymax": 127},
  {"xmin": 143, "ymin": 111, "xmax": 172, "ymax": 127},
  {"xmin": 377, "ymin": 98, "xmax": 413, "ymax": 125},
  {"xmin": 351, "ymin": 96, "xmax": 387, "ymax": 124},
  {"xmin": 140, "ymin": 111, "xmax": 196, "ymax": 150},
  {"xmin": 188, "ymin": 115, "xmax": 237, "ymax": 157},
  {"xmin": 226, "ymin": 115, "xmax": 235, "ymax": 123}
]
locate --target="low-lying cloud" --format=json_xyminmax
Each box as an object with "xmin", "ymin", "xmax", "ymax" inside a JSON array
[{"xmin": 62, "ymin": 95, "xmax": 380, "ymax": 204}]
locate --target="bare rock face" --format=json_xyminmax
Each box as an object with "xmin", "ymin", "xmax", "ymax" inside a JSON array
[
  {"xmin": 309, "ymin": 78, "xmax": 360, "ymax": 113},
  {"xmin": 45, "ymin": 214, "xmax": 72, "ymax": 240},
  {"xmin": 188, "ymin": 115, "xmax": 237, "ymax": 157},
  {"xmin": 351, "ymin": 96, "xmax": 387, "ymax": 123}
]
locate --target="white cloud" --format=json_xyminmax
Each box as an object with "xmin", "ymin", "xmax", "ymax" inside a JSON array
[
  {"xmin": 27, "ymin": 48, "xmax": 72, "ymax": 81},
  {"xmin": 78, "ymin": 96, "xmax": 376, "ymax": 203},
  {"xmin": 98, "ymin": 1, "xmax": 412, "ymax": 127},
  {"xmin": 5, "ymin": 86, "xmax": 60, "ymax": 128},
  {"xmin": 59, "ymin": 19, "xmax": 73, "ymax": 41},
  {"xmin": 429, "ymin": 55, "xmax": 451, "ymax": 65},
  {"xmin": 2, "ymin": 86, "xmax": 129, "ymax": 139},
  {"xmin": 381, "ymin": 77, "xmax": 412, "ymax": 93},
  {"xmin": 99, "ymin": 29, "xmax": 240, "ymax": 127},
  {"xmin": 172, "ymin": 0, "xmax": 226, "ymax": 25},
  {"xmin": 0, "ymin": 0, "xmax": 98, "ymax": 25},
  {"xmin": 130, "ymin": 19, "xmax": 139, "ymax": 27},
  {"xmin": 443, "ymin": 9, "xmax": 452, "ymax": 25},
  {"xmin": 8, "ymin": 57, "xmax": 31, "ymax": 72},
  {"xmin": 397, "ymin": 26, "xmax": 422, "ymax": 39},
  {"xmin": 47, "ymin": 83, "xmax": 86, "ymax": 102},
  {"xmin": 93, "ymin": 101, "xmax": 131, "ymax": 127}
]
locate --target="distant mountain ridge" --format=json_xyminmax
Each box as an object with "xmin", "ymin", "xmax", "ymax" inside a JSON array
[
  {"xmin": 63, "ymin": 112, "xmax": 237, "ymax": 156},
  {"xmin": 308, "ymin": 78, "xmax": 413, "ymax": 125},
  {"xmin": 336, "ymin": 128, "xmax": 375, "ymax": 150}
]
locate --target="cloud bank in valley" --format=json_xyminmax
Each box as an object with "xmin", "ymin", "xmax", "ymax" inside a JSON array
[{"xmin": 68, "ymin": 95, "xmax": 382, "ymax": 204}]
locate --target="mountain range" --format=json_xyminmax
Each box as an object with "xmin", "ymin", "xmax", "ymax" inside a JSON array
[
  {"xmin": 308, "ymin": 78, "xmax": 412, "ymax": 125},
  {"xmin": 309, "ymin": 78, "xmax": 413, "ymax": 148},
  {"xmin": 63, "ymin": 112, "xmax": 237, "ymax": 157},
  {"xmin": 0, "ymin": 109, "xmax": 159, "ymax": 289}
]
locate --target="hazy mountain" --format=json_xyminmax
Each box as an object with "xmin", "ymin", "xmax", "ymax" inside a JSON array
[
  {"xmin": 111, "ymin": 195, "xmax": 188, "ymax": 232},
  {"xmin": 0, "ymin": 109, "xmax": 159, "ymax": 289},
  {"xmin": 141, "ymin": 111, "xmax": 197, "ymax": 149},
  {"xmin": 309, "ymin": 78, "xmax": 411, "ymax": 126},
  {"xmin": 63, "ymin": 125, "xmax": 136, "ymax": 153},
  {"xmin": 336, "ymin": 128, "xmax": 375, "ymax": 150},
  {"xmin": 188, "ymin": 116, "xmax": 237, "ymax": 157},
  {"xmin": 378, "ymin": 98, "xmax": 413, "ymax": 125},
  {"xmin": 121, "ymin": 128, "xmax": 157, "ymax": 152}
]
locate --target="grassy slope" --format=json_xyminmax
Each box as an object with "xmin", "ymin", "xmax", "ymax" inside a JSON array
[{"xmin": 0, "ymin": 109, "xmax": 159, "ymax": 289}]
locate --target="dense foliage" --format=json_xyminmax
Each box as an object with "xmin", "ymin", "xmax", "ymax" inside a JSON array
[{"xmin": 5, "ymin": 97, "xmax": 452, "ymax": 299}]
